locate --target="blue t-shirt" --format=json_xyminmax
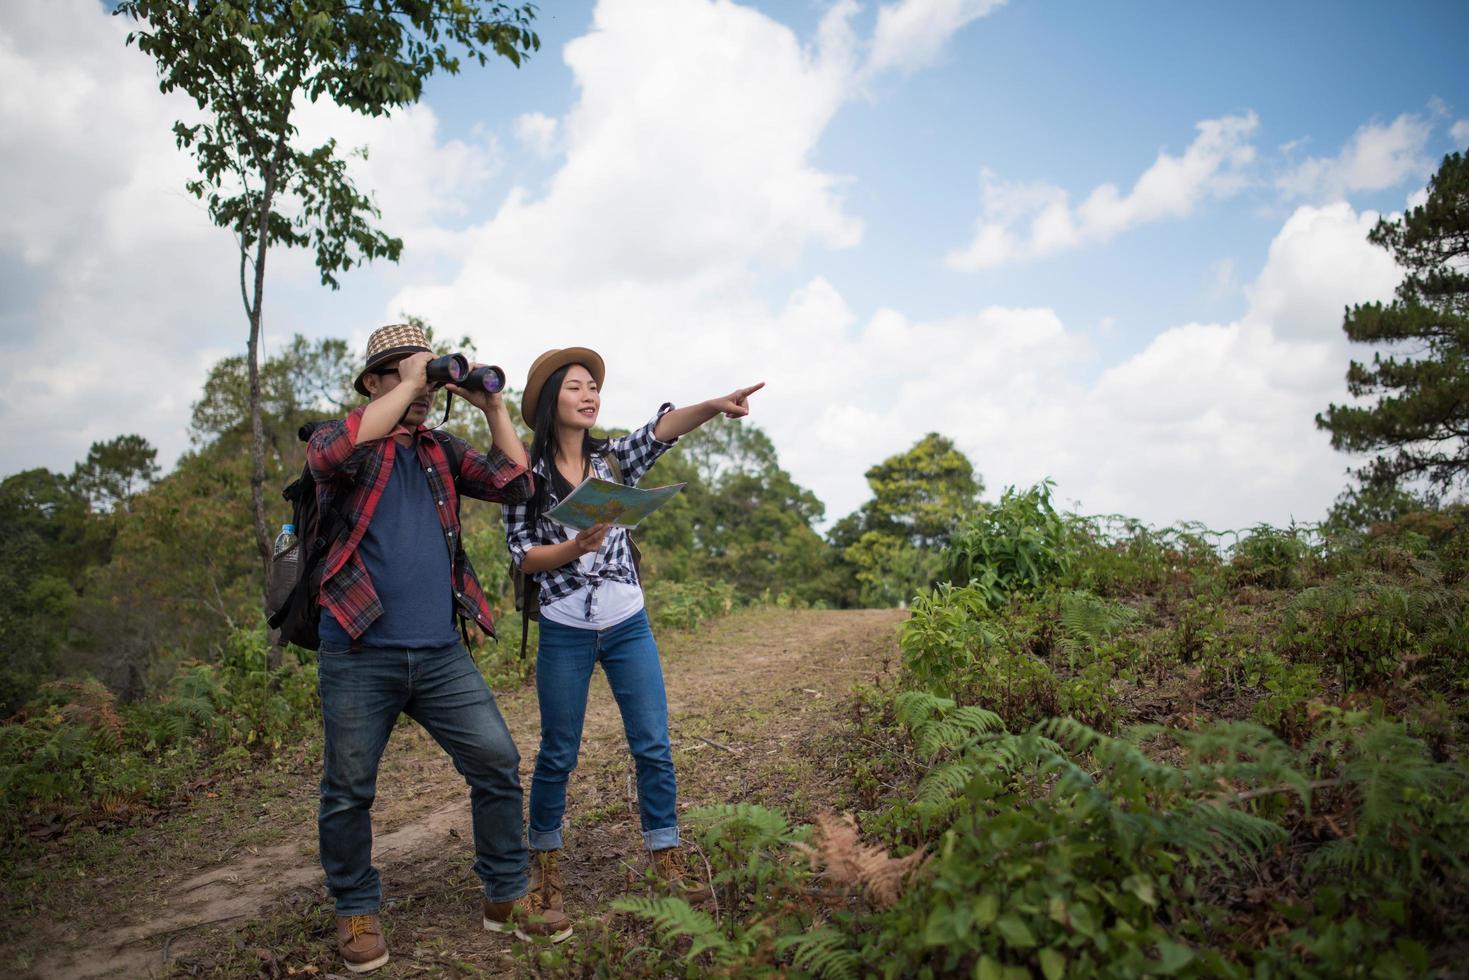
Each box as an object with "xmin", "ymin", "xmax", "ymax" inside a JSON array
[{"xmin": 321, "ymin": 442, "xmax": 458, "ymax": 649}]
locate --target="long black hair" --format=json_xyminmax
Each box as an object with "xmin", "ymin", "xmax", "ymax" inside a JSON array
[{"xmin": 527, "ymin": 363, "xmax": 609, "ymax": 528}]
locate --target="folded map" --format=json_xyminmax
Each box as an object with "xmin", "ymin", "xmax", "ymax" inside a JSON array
[{"xmin": 545, "ymin": 477, "xmax": 685, "ymax": 530}]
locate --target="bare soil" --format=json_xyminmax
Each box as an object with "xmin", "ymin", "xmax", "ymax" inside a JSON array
[{"xmin": 21, "ymin": 608, "xmax": 905, "ymax": 979}]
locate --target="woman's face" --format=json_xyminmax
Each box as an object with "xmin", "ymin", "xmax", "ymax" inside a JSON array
[{"xmin": 556, "ymin": 364, "xmax": 600, "ymax": 431}]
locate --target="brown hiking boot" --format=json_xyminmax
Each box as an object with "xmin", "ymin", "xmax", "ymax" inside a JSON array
[
  {"xmin": 335, "ymin": 914, "xmax": 389, "ymax": 973},
  {"xmin": 650, "ymin": 847, "xmax": 713, "ymax": 904},
  {"xmin": 530, "ymin": 849, "xmax": 566, "ymax": 915},
  {"xmin": 483, "ymin": 892, "xmax": 573, "ymax": 944}
]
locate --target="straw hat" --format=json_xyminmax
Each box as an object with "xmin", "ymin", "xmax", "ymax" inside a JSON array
[
  {"xmin": 354, "ymin": 323, "xmax": 433, "ymax": 396},
  {"xmin": 521, "ymin": 347, "xmax": 606, "ymax": 429}
]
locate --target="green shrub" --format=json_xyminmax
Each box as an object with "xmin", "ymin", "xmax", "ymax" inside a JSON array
[
  {"xmin": 941, "ymin": 481, "xmax": 1072, "ymax": 597},
  {"xmin": 1229, "ymin": 525, "xmax": 1318, "ymax": 589},
  {"xmin": 645, "ymin": 579, "xmax": 736, "ymax": 632},
  {"xmin": 1280, "ymin": 571, "xmax": 1447, "ymax": 690},
  {"xmin": 0, "ymin": 628, "xmax": 318, "ymax": 852}
]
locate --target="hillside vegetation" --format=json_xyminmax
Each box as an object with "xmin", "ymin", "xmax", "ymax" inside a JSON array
[{"xmin": 542, "ymin": 487, "xmax": 1469, "ymax": 979}]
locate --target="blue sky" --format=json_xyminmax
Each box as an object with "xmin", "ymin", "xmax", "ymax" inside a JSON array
[{"xmin": 2, "ymin": 0, "xmax": 1467, "ymax": 529}]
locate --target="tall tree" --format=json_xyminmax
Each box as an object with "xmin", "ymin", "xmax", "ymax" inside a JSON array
[
  {"xmin": 831, "ymin": 433, "xmax": 984, "ymax": 607},
  {"xmin": 0, "ymin": 470, "xmax": 95, "ymax": 712},
  {"xmin": 1317, "ymin": 150, "xmax": 1469, "ymax": 500},
  {"xmin": 115, "ymin": 0, "xmax": 539, "ymax": 586},
  {"xmin": 71, "ymin": 434, "xmax": 161, "ymax": 513},
  {"xmin": 848, "ymin": 433, "xmax": 984, "ymax": 551}
]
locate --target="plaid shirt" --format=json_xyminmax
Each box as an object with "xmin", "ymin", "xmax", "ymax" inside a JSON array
[
  {"xmin": 307, "ymin": 405, "xmax": 532, "ymax": 640},
  {"xmin": 503, "ymin": 404, "xmax": 676, "ymax": 619}
]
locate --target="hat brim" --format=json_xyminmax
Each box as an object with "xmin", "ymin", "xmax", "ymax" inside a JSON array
[
  {"xmin": 354, "ymin": 344, "xmax": 431, "ymax": 397},
  {"xmin": 521, "ymin": 347, "xmax": 606, "ymax": 430}
]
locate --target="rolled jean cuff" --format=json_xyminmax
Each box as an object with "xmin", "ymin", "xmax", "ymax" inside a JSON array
[
  {"xmin": 485, "ymin": 884, "xmax": 528, "ymax": 904},
  {"xmin": 528, "ymin": 826, "xmax": 564, "ymax": 851},
  {"xmin": 643, "ymin": 826, "xmax": 679, "ymax": 851},
  {"xmin": 333, "ymin": 899, "xmax": 381, "ymax": 917}
]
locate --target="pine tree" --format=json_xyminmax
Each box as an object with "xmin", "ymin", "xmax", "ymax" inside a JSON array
[{"xmin": 1316, "ymin": 150, "xmax": 1469, "ymax": 499}]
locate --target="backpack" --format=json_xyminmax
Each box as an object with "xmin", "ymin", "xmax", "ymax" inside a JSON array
[
  {"xmin": 510, "ymin": 450, "xmax": 642, "ymax": 661},
  {"xmin": 266, "ymin": 422, "xmax": 464, "ymax": 650}
]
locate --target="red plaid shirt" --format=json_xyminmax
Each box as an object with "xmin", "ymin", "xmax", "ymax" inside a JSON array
[{"xmin": 306, "ymin": 406, "xmax": 532, "ymax": 641}]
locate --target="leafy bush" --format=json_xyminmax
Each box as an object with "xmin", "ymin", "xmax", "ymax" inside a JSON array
[
  {"xmin": 645, "ymin": 579, "xmax": 736, "ymax": 633},
  {"xmin": 1229, "ymin": 525, "xmax": 1319, "ymax": 589},
  {"xmin": 1279, "ymin": 570, "xmax": 1454, "ymax": 690},
  {"xmin": 941, "ymin": 481, "xmax": 1072, "ymax": 598},
  {"xmin": 0, "ymin": 628, "xmax": 318, "ymax": 850}
]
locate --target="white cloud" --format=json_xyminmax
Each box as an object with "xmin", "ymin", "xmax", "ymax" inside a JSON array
[
  {"xmin": 946, "ymin": 113, "xmax": 1259, "ymax": 270},
  {"xmin": 1207, "ymin": 257, "xmax": 1236, "ymax": 301},
  {"xmin": 1276, "ymin": 112, "xmax": 1434, "ymax": 200},
  {"xmin": 0, "ymin": 0, "xmax": 509, "ymax": 476},
  {"xmin": 1043, "ymin": 203, "xmax": 1401, "ymax": 526},
  {"xmin": 0, "ymin": 0, "xmax": 1418, "ymax": 536},
  {"xmin": 866, "ymin": 0, "xmax": 1007, "ymax": 76},
  {"xmin": 1451, "ymin": 119, "xmax": 1469, "ymax": 146},
  {"xmin": 514, "ymin": 111, "xmax": 559, "ymax": 158},
  {"xmin": 395, "ymin": 0, "xmax": 863, "ymax": 313}
]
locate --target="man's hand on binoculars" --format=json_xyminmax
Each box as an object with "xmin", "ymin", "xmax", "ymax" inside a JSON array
[
  {"xmin": 445, "ymin": 362, "xmax": 502, "ymax": 413},
  {"xmin": 396, "ymin": 352, "xmax": 434, "ymax": 395}
]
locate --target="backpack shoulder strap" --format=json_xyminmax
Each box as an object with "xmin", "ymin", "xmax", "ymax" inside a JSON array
[
  {"xmin": 602, "ymin": 448, "xmax": 624, "ymax": 486},
  {"xmin": 432, "ymin": 431, "xmax": 465, "ymax": 483}
]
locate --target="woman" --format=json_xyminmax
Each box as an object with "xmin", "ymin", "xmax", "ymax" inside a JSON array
[{"xmin": 502, "ymin": 346, "xmax": 763, "ymax": 926}]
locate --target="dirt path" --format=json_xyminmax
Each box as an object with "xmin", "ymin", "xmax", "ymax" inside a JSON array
[{"xmin": 26, "ymin": 608, "xmax": 904, "ymax": 979}]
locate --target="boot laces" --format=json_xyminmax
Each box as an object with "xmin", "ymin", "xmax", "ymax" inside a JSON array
[{"xmin": 538, "ymin": 851, "xmax": 565, "ymax": 904}]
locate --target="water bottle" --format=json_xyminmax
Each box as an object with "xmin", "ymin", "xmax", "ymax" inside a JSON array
[{"xmin": 269, "ymin": 523, "xmax": 299, "ymax": 614}]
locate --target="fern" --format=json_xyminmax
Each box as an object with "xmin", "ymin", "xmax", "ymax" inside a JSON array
[
  {"xmin": 1056, "ymin": 589, "xmax": 1137, "ymax": 667},
  {"xmin": 689, "ymin": 802, "xmax": 794, "ymax": 843},
  {"xmin": 775, "ymin": 927, "xmax": 860, "ymax": 980},
  {"xmin": 610, "ymin": 896, "xmax": 735, "ymax": 963},
  {"xmin": 893, "ymin": 690, "xmax": 954, "ymax": 729},
  {"xmin": 916, "ymin": 759, "xmax": 979, "ymax": 805}
]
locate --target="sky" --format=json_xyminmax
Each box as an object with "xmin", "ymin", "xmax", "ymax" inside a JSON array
[{"xmin": 2, "ymin": 0, "xmax": 1467, "ymax": 531}]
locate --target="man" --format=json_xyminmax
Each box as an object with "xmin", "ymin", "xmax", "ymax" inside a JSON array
[{"xmin": 307, "ymin": 324, "xmax": 571, "ymax": 974}]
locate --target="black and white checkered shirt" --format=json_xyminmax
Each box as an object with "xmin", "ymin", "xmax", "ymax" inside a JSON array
[{"xmin": 503, "ymin": 404, "xmax": 677, "ymax": 619}]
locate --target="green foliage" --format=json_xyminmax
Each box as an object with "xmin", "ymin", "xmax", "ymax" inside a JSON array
[
  {"xmin": 1055, "ymin": 589, "xmax": 1138, "ymax": 668},
  {"xmin": 70, "ymin": 434, "xmax": 161, "ymax": 514},
  {"xmin": 116, "ymin": 0, "xmax": 538, "ymax": 289},
  {"xmin": 637, "ymin": 418, "xmax": 840, "ymax": 605},
  {"xmin": 0, "ymin": 469, "xmax": 102, "ymax": 713},
  {"xmin": 0, "ymin": 629, "xmax": 318, "ymax": 852},
  {"xmin": 853, "ymin": 432, "xmax": 984, "ymax": 552},
  {"xmin": 1229, "ymin": 524, "xmax": 1316, "ymax": 589},
  {"xmin": 644, "ymin": 579, "xmax": 737, "ymax": 633},
  {"xmin": 830, "ymin": 432, "xmax": 984, "ymax": 607},
  {"xmin": 1316, "ymin": 150, "xmax": 1469, "ymax": 497},
  {"xmin": 609, "ymin": 896, "xmax": 737, "ymax": 965},
  {"xmin": 190, "ymin": 334, "xmax": 355, "ymax": 454},
  {"xmin": 844, "ymin": 529, "xmax": 941, "ymax": 608},
  {"xmin": 1280, "ymin": 568, "xmax": 1462, "ymax": 690},
  {"xmin": 942, "ymin": 480, "xmax": 1072, "ymax": 598},
  {"xmin": 775, "ymin": 927, "xmax": 861, "ymax": 980}
]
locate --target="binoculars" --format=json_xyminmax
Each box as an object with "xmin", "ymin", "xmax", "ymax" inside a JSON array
[{"xmin": 425, "ymin": 354, "xmax": 506, "ymax": 394}]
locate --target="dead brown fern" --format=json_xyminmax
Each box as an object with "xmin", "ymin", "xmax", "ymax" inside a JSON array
[
  {"xmin": 43, "ymin": 679, "xmax": 126, "ymax": 752},
  {"xmin": 794, "ymin": 811, "xmax": 928, "ymax": 910}
]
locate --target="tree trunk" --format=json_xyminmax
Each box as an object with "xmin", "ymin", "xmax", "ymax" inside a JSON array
[{"xmin": 242, "ymin": 169, "xmax": 279, "ymax": 675}]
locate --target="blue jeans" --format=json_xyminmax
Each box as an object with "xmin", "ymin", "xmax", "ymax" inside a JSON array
[
  {"xmin": 530, "ymin": 610, "xmax": 678, "ymax": 851},
  {"xmin": 317, "ymin": 641, "xmax": 527, "ymax": 915}
]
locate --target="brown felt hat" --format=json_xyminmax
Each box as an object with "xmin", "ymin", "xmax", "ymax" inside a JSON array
[
  {"xmin": 354, "ymin": 323, "xmax": 434, "ymax": 397},
  {"xmin": 521, "ymin": 347, "xmax": 606, "ymax": 430}
]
